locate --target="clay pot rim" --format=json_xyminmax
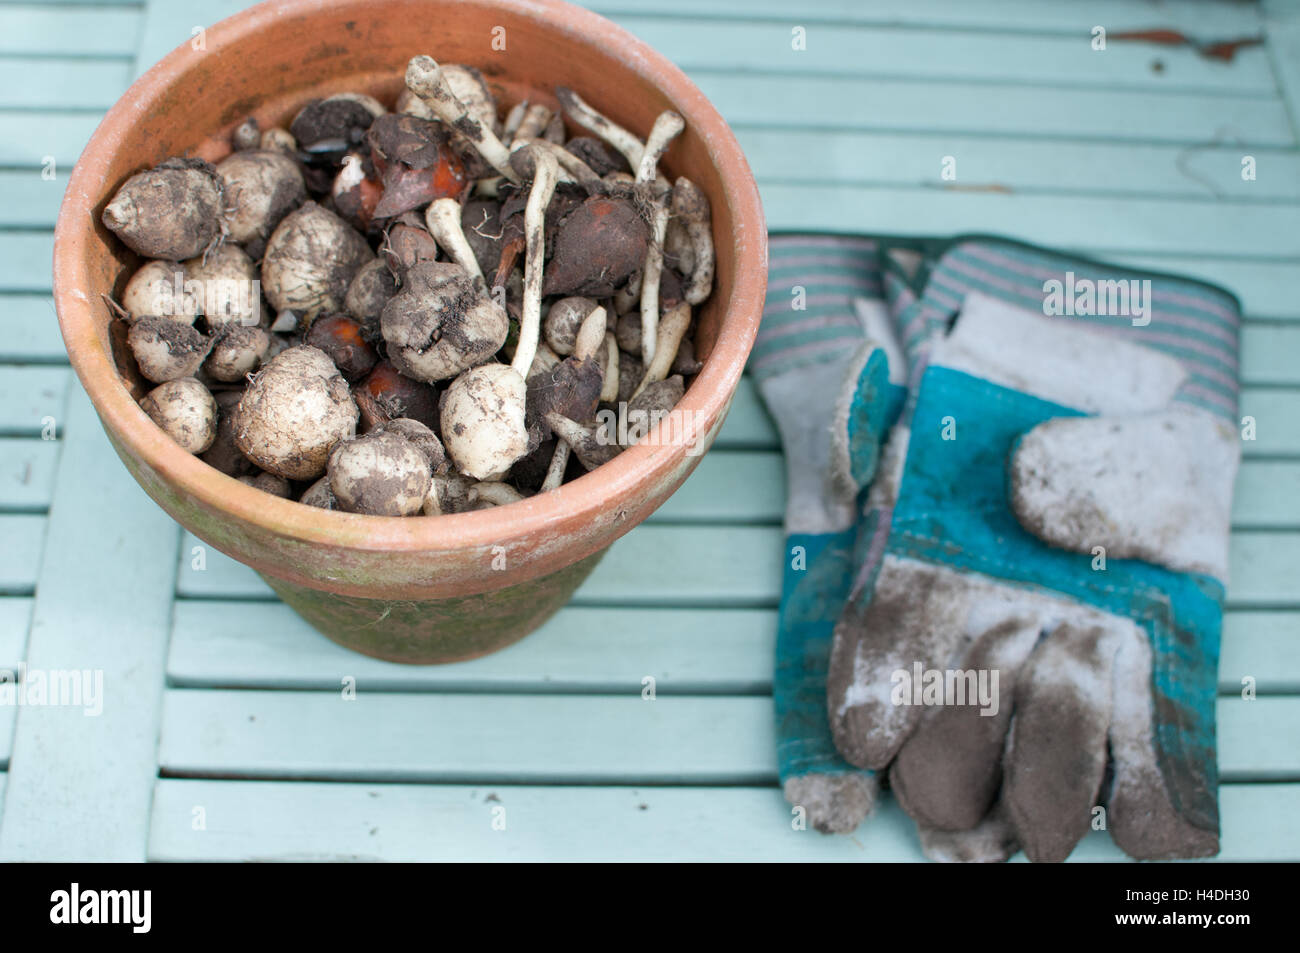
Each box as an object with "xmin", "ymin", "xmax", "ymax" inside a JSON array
[{"xmin": 53, "ymin": 0, "xmax": 767, "ymax": 556}]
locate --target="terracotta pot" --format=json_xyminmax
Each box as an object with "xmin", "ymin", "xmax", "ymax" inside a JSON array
[{"xmin": 53, "ymin": 0, "xmax": 767, "ymax": 663}]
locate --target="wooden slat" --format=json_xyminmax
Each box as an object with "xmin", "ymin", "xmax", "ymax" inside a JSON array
[
  {"xmin": 0, "ymin": 6, "xmax": 141, "ymax": 57},
  {"xmin": 0, "ymin": 231, "xmax": 54, "ymax": 291},
  {"xmin": 0, "ymin": 388, "xmax": 180, "ymax": 861},
  {"xmin": 0, "ymin": 58, "xmax": 131, "ymax": 109},
  {"xmin": 1240, "ymin": 388, "xmax": 1300, "ymax": 456},
  {"xmin": 615, "ymin": 16, "xmax": 1276, "ymax": 92},
  {"xmin": 0, "ymin": 514, "xmax": 43, "ymax": 594},
  {"xmin": 587, "ymin": 0, "xmax": 1264, "ymax": 34},
  {"xmin": 0, "ymin": 174, "xmax": 65, "ymax": 228},
  {"xmin": 169, "ymin": 599, "xmax": 1300, "ymax": 695},
  {"xmin": 1265, "ymin": 1, "xmax": 1300, "ymax": 136},
  {"xmin": 657, "ymin": 449, "xmax": 782, "ymax": 523},
  {"xmin": 740, "ymin": 128, "xmax": 1300, "ymax": 200},
  {"xmin": 176, "ymin": 525, "xmax": 1300, "ymax": 610},
  {"xmin": 159, "ymin": 690, "xmax": 776, "ymax": 784},
  {"xmin": 0, "ymin": 112, "xmax": 98, "ymax": 167},
  {"xmin": 0, "ymin": 367, "xmax": 70, "ymax": 436},
  {"xmin": 1221, "ymin": 612, "xmax": 1300, "ymax": 695},
  {"xmin": 0, "ymin": 438, "xmax": 59, "ymax": 511},
  {"xmin": 0, "ymin": 597, "xmax": 31, "ymax": 666},
  {"xmin": 0, "ymin": 295, "xmax": 65, "ymax": 362},
  {"xmin": 1220, "ymin": 697, "xmax": 1300, "ymax": 779},
  {"xmin": 146, "ymin": 778, "xmax": 1300, "ymax": 862},
  {"xmin": 1242, "ymin": 323, "xmax": 1300, "ymax": 384},
  {"xmin": 1233, "ymin": 462, "xmax": 1300, "ymax": 528},
  {"xmin": 169, "ymin": 602, "xmax": 774, "ymax": 693},
  {"xmin": 689, "ymin": 72, "xmax": 1294, "ymax": 145},
  {"xmin": 1226, "ymin": 532, "xmax": 1300, "ymax": 606},
  {"xmin": 760, "ymin": 184, "xmax": 1300, "ymax": 257},
  {"xmin": 156, "ymin": 689, "xmax": 1299, "ymax": 783}
]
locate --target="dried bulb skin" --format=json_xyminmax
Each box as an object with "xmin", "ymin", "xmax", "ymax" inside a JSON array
[
  {"xmin": 441, "ymin": 363, "xmax": 528, "ymax": 480},
  {"xmin": 299, "ymin": 475, "xmax": 338, "ymax": 509},
  {"xmin": 543, "ymin": 413, "xmax": 621, "ymax": 470},
  {"xmin": 232, "ymin": 116, "xmax": 261, "ymax": 151},
  {"xmin": 526, "ymin": 357, "xmax": 602, "ymax": 439},
  {"xmin": 628, "ymin": 374, "xmax": 686, "ymax": 420},
  {"xmin": 617, "ymin": 351, "xmax": 644, "ymax": 403},
  {"xmin": 102, "ymin": 157, "xmax": 224, "ymax": 260},
  {"xmin": 380, "ymin": 261, "xmax": 509, "ymax": 382},
  {"xmin": 542, "ymin": 196, "xmax": 649, "ymax": 298},
  {"xmin": 260, "ymin": 127, "xmax": 297, "ymax": 154},
  {"xmin": 382, "ymin": 220, "xmax": 440, "ymax": 276},
  {"xmin": 354, "ymin": 360, "xmax": 441, "ymax": 433},
  {"xmin": 128, "ymin": 314, "xmax": 211, "ymax": 383},
  {"xmin": 262, "ymin": 202, "xmax": 373, "ymax": 317},
  {"xmin": 345, "ymin": 258, "xmax": 399, "ymax": 327},
  {"xmin": 304, "ymin": 313, "xmax": 378, "ymax": 381},
  {"xmin": 185, "ymin": 243, "xmax": 258, "ymax": 328},
  {"xmin": 328, "ymin": 430, "xmax": 432, "ymax": 517},
  {"xmin": 615, "ymin": 309, "xmax": 642, "ymax": 357},
  {"xmin": 544, "ymin": 297, "xmax": 598, "ymax": 356},
  {"xmin": 461, "ymin": 199, "xmax": 505, "ymax": 277},
  {"xmin": 205, "ymin": 324, "xmax": 270, "ymax": 382},
  {"xmin": 426, "ymin": 471, "xmax": 475, "ymax": 514},
  {"xmin": 290, "ymin": 96, "xmax": 379, "ymax": 153},
  {"xmin": 201, "ymin": 389, "xmax": 257, "ymax": 478},
  {"xmin": 122, "ymin": 260, "xmax": 198, "ymax": 325},
  {"xmin": 526, "ymin": 342, "xmax": 562, "ymax": 381},
  {"xmin": 564, "ymin": 137, "xmax": 630, "ymax": 176},
  {"xmin": 140, "ymin": 378, "xmax": 217, "ymax": 454},
  {"xmin": 238, "ymin": 471, "xmax": 292, "ymax": 498},
  {"xmin": 375, "ymin": 417, "xmax": 448, "ymax": 474},
  {"xmin": 232, "ymin": 345, "xmax": 359, "ymax": 480}
]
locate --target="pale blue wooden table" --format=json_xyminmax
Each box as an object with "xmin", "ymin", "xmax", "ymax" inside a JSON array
[{"xmin": 1, "ymin": 0, "xmax": 1298, "ymax": 861}]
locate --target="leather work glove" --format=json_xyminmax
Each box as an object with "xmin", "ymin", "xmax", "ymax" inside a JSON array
[
  {"xmin": 753, "ymin": 235, "xmax": 905, "ymax": 833},
  {"xmin": 827, "ymin": 238, "xmax": 1241, "ymax": 861}
]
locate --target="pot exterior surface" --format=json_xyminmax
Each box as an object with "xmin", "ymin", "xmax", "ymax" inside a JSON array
[{"xmin": 262, "ymin": 548, "xmax": 607, "ymax": 664}]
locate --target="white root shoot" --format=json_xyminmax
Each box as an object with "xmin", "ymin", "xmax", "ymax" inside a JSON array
[
  {"xmin": 540, "ymin": 440, "xmax": 570, "ymax": 492},
  {"xmin": 601, "ymin": 332, "xmax": 620, "ymax": 401},
  {"xmin": 514, "ymin": 138, "xmax": 603, "ymax": 191},
  {"xmin": 634, "ymin": 112, "xmax": 686, "ymax": 366},
  {"xmin": 636, "ymin": 111, "xmax": 685, "ymax": 186},
  {"xmin": 468, "ymin": 481, "xmax": 526, "ymax": 507},
  {"xmin": 639, "ymin": 205, "xmax": 669, "ymax": 364},
  {"xmin": 555, "ymin": 86, "xmax": 645, "ymax": 170},
  {"xmin": 572, "ymin": 305, "xmax": 608, "ymax": 363},
  {"xmin": 510, "ymin": 146, "xmax": 560, "ymax": 377},
  {"xmin": 633, "ymin": 301, "xmax": 691, "ymax": 399},
  {"xmin": 511, "ymin": 103, "xmax": 552, "ymax": 145},
  {"xmin": 502, "ymin": 101, "xmax": 528, "ymax": 142},
  {"xmin": 425, "ymin": 198, "xmax": 484, "ymax": 281},
  {"xmin": 405, "ymin": 55, "xmax": 520, "ymax": 184},
  {"xmin": 672, "ymin": 177, "xmax": 715, "ymax": 305}
]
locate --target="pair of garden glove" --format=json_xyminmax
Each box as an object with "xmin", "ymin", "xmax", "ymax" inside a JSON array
[{"xmin": 755, "ymin": 234, "xmax": 1241, "ymax": 861}]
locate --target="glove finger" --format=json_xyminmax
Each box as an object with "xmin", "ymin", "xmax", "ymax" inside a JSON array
[
  {"xmin": 783, "ymin": 772, "xmax": 877, "ymax": 835},
  {"xmin": 917, "ymin": 800, "xmax": 1019, "ymax": 863},
  {"xmin": 1004, "ymin": 621, "xmax": 1116, "ymax": 863},
  {"xmin": 1107, "ymin": 626, "xmax": 1220, "ymax": 859},
  {"xmin": 890, "ymin": 615, "xmax": 1040, "ymax": 831},
  {"xmin": 827, "ymin": 557, "xmax": 972, "ymax": 769}
]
